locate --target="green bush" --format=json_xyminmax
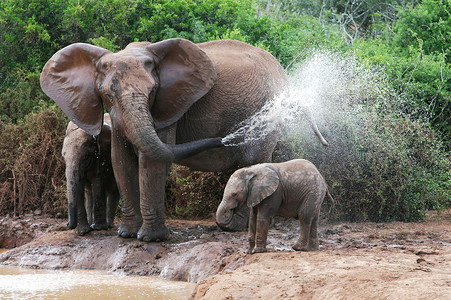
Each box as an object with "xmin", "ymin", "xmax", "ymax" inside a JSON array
[
  {"xmin": 274, "ymin": 51, "xmax": 450, "ymax": 222},
  {"xmin": 165, "ymin": 165, "xmax": 231, "ymax": 219},
  {"xmin": 0, "ymin": 70, "xmax": 52, "ymax": 123},
  {"xmin": 352, "ymin": 38, "xmax": 451, "ymax": 149}
]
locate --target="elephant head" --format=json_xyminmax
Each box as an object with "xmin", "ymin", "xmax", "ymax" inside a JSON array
[
  {"xmin": 41, "ymin": 39, "xmax": 221, "ymax": 163},
  {"xmin": 216, "ymin": 165, "xmax": 280, "ymax": 230}
]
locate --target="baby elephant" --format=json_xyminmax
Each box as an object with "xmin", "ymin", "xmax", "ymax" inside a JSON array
[
  {"xmin": 62, "ymin": 113, "xmax": 119, "ymax": 235},
  {"xmin": 216, "ymin": 159, "xmax": 334, "ymax": 254}
]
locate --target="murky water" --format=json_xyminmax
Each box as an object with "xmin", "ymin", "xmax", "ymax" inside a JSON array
[{"xmin": 0, "ymin": 254, "xmax": 194, "ymax": 300}]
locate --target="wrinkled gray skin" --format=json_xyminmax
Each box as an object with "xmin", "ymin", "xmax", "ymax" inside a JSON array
[
  {"xmin": 216, "ymin": 159, "xmax": 334, "ymax": 253},
  {"xmin": 41, "ymin": 39, "xmax": 328, "ymax": 242},
  {"xmin": 62, "ymin": 114, "xmax": 119, "ymax": 235}
]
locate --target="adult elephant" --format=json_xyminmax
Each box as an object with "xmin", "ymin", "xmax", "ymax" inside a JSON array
[{"xmin": 41, "ymin": 38, "xmax": 327, "ymax": 242}]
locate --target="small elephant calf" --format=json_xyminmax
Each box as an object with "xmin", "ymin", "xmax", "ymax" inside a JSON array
[
  {"xmin": 216, "ymin": 159, "xmax": 334, "ymax": 254},
  {"xmin": 62, "ymin": 113, "xmax": 119, "ymax": 235}
]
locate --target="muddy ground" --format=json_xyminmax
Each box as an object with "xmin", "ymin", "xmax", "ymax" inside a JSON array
[{"xmin": 1, "ymin": 210, "xmax": 451, "ymax": 299}]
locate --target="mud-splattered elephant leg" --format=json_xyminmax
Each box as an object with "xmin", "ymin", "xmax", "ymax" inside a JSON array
[
  {"xmin": 107, "ymin": 188, "xmax": 120, "ymax": 228},
  {"xmin": 293, "ymin": 194, "xmax": 319, "ymax": 251},
  {"xmin": 113, "ymin": 131, "xmax": 142, "ymax": 238},
  {"xmin": 248, "ymin": 207, "xmax": 257, "ymax": 254},
  {"xmin": 308, "ymin": 215, "xmax": 320, "ymax": 250},
  {"xmin": 75, "ymin": 184, "xmax": 90, "ymax": 235},
  {"xmin": 292, "ymin": 216, "xmax": 311, "ymax": 251},
  {"xmin": 91, "ymin": 177, "xmax": 108, "ymax": 230},
  {"xmin": 137, "ymin": 154, "xmax": 170, "ymax": 242},
  {"xmin": 253, "ymin": 218, "xmax": 271, "ymax": 253}
]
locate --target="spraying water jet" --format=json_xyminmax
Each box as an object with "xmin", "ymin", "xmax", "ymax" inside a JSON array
[{"xmin": 221, "ymin": 85, "xmax": 329, "ymax": 148}]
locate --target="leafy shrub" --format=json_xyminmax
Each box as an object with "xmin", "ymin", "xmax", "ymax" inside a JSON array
[
  {"xmin": 352, "ymin": 38, "xmax": 451, "ymax": 149},
  {"xmin": 0, "ymin": 70, "xmax": 52, "ymax": 123},
  {"xmin": 165, "ymin": 165, "xmax": 232, "ymax": 219},
  {"xmin": 274, "ymin": 51, "xmax": 450, "ymax": 222}
]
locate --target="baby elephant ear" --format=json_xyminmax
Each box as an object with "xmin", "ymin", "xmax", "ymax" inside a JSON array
[{"xmin": 247, "ymin": 166, "xmax": 280, "ymax": 207}]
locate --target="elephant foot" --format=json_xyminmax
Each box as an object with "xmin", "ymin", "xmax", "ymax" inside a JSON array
[
  {"xmin": 137, "ymin": 224, "xmax": 170, "ymax": 242},
  {"xmin": 67, "ymin": 221, "xmax": 76, "ymax": 230},
  {"xmin": 91, "ymin": 222, "xmax": 109, "ymax": 231},
  {"xmin": 75, "ymin": 224, "xmax": 91, "ymax": 236},
  {"xmin": 292, "ymin": 243, "xmax": 318, "ymax": 251},
  {"xmin": 252, "ymin": 247, "xmax": 267, "ymax": 254},
  {"xmin": 117, "ymin": 222, "xmax": 140, "ymax": 238}
]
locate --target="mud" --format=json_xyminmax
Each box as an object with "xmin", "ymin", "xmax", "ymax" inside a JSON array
[{"xmin": 1, "ymin": 210, "xmax": 451, "ymax": 299}]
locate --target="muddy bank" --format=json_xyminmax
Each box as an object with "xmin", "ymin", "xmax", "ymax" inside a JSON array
[
  {"xmin": 0, "ymin": 216, "xmax": 248, "ymax": 282},
  {"xmin": 191, "ymin": 212, "xmax": 451, "ymax": 299},
  {"xmin": 1, "ymin": 211, "xmax": 451, "ymax": 299}
]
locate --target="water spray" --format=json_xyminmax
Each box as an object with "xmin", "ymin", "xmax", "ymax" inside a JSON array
[{"xmin": 221, "ymin": 50, "xmax": 387, "ymax": 148}]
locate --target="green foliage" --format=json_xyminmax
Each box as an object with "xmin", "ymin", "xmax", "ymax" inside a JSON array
[
  {"xmin": 166, "ymin": 166, "xmax": 230, "ymax": 219},
  {"xmin": 134, "ymin": 0, "xmax": 258, "ymax": 43},
  {"xmin": 0, "ymin": 0, "xmax": 61, "ymax": 90},
  {"xmin": 0, "ymin": 70, "xmax": 51, "ymax": 123},
  {"xmin": 393, "ymin": 0, "xmax": 451, "ymax": 62},
  {"xmin": 274, "ymin": 51, "xmax": 450, "ymax": 222},
  {"xmin": 351, "ymin": 5, "xmax": 451, "ymax": 148}
]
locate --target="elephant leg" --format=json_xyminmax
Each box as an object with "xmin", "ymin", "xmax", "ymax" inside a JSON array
[
  {"xmin": 75, "ymin": 184, "xmax": 91, "ymax": 235},
  {"xmin": 66, "ymin": 171, "xmax": 84, "ymax": 230},
  {"xmin": 248, "ymin": 207, "xmax": 257, "ymax": 254},
  {"xmin": 242, "ymin": 134, "xmax": 278, "ymax": 166},
  {"xmin": 253, "ymin": 215, "xmax": 271, "ymax": 253},
  {"xmin": 84, "ymin": 188, "xmax": 93, "ymax": 225},
  {"xmin": 293, "ymin": 217, "xmax": 311, "ymax": 251},
  {"xmin": 308, "ymin": 214, "xmax": 320, "ymax": 250},
  {"xmin": 113, "ymin": 131, "xmax": 142, "ymax": 238},
  {"xmin": 293, "ymin": 197, "xmax": 317, "ymax": 251},
  {"xmin": 137, "ymin": 153, "xmax": 170, "ymax": 242},
  {"xmin": 106, "ymin": 188, "xmax": 120, "ymax": 228},
  {"xmin": 91, "ymin": 177, "xmax": 108, "ymax": 230}
]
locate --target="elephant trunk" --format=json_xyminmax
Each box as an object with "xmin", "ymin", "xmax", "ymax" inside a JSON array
[
  {"xmin": 216, "ymin": 201, "xmax": 249, "ymax": 232},
  {"xmin": 121, "ymin": 95, "xmax": 223, "ymax": 162},
  {"xmin": 216, "ymin": 200, "xmax": 234, "ymax": 227},
  {"xmin": 171, "ymin": 138, "xmax": 223, "ymax": 161}
]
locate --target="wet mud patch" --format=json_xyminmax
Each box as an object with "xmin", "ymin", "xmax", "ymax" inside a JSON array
[{"xmin": 1, "ymin": 211, "xmax": 451, "ymax": 299}]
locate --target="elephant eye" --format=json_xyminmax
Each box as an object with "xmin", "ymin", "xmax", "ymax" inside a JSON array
[
  {"xmin": 232, "ymin": 192, "xmax": 237, "ymax": 197},
  {"xmin": 143, "ymin": 59, "xmax": 155, "ymax": 71}
]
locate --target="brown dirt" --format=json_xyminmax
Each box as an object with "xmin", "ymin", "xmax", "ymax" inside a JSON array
[{"xmin": 1, "ymin": 210, "xmax": 451, "ymax": 299}]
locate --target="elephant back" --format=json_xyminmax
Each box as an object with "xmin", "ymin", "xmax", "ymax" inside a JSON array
[{"xmin": 177, "ymin": 40, "xmax": 287, "ymax": 142}]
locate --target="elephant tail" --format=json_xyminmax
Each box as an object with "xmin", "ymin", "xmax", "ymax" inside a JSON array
[
  {"xmin": 303, "ymin": 106, "xmax": 329, "ymax": 147},
  {"xmin": 325, "ymin": 189, "xmax": 335, "ymax": 221}
]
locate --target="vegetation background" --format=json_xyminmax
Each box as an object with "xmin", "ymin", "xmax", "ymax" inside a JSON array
[{"xmin": 0, "ymin": 0, "xmax": 449, "ymax": 222}]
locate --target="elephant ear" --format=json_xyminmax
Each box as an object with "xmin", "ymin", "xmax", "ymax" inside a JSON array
[
  {"xmin": 247, "ymin": 166, "xmax": 280, "ymax": 208},
  {"xmin": 146, "ymin": 38, "xmax": 217, "ymax": 130},
  {"xmin": 40, "ymin": 43, "xmax": 111, "ymax": 136}
]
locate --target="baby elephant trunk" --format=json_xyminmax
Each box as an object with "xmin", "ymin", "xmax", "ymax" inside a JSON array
[{"xmin": 216, "ymin": 202, "xmax": 249, "ymax": 232}]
